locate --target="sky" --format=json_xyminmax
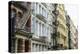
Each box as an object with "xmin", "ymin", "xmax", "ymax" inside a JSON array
[{"xmin": 64, "ymin": 4, "xmax": 78, "ymax": 28}]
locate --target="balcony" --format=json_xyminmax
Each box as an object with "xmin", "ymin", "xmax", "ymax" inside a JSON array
[
  {"xmin": 39, "ymin": 36, "xmax": 48, "ymax": 42},
  {"xmin": 31, "ymin": 36, "xmax": 48, "ymax": 43},
  {"xmin": 15, "ymin": 26, "xmax": 31, "ymax": 33},
  {"xmin": 36, "ymin": 14, "xmax": 47, "ymax": 23},
  {"xmin": 15, "ymin": 26, "xmax": 33, "ymax": 38}
]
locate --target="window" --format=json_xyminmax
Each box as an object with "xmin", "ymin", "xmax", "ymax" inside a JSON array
[
  {"xmin": 35, "ymin": 20, "xmax": 37, "ymax": 35},
  {"xmin": 47, "ymin": 28, "xmax": 49, "ymax": 37},
  {"xmin": 42, "ymin": 24, "xmax": 44, "ymax": 36},
  {"xmin": 46, "ymin": 12, "xmax": 48, "ymax": 18},
  {"xmin": 45, "ymin": 27, "xmax": 47, "ymax": 36},
  {"xmin": 32, "ymin": 17, "xmax": 35, "ymax": 33},
  {"xmin": 39, "ymin": 45, "xmax": 41, "ymax": 51},
  {"xmin": 39, "ymin": 5, "xmax": 42, "ymax": 15},
  {"xmin": 42, "ymin": 8, "xmax": 44, "ymax": 16},
  {"xmin": 36, "ymin": 3, "xmax": 39, "ymax": 14},
  {"xmin": 32, "ymin": 43, "xmax": 34, "ymax": 51},
  {"xmin": 17, "ymin": 39, "xmax": 23, "ymax": 52},
  {"xmin": 42, "ymin": 45, "xmax": 44, "ymax": 51},
  {"xmin": 36, "ymin": 21, "xmax": 38, "ymax": 35},
  {"xmin": 25, "ymin": 40, "xmax": 29, "ymax": 52},
  {"xmin": 44, "ymin": 10, "xmax": 46, "ymax": 17},
  {"xmin": 48, "ymin": 28, "xmax": 49, "ymax": 36},
  {"xmin": 41, "ymin": 24, "xmax": 42, "ymax": 36},
  {"xmin": 39, "ymin": 23, "xmax": 41, "ymax": 36},
  {"xmin": 43, "ymin": 9, "xmax": 45, "ymax": 17},
  {"xmin": 38, "ymin": 22, "xmax": 39, "ymax": 36},
  {"xmin": 32, "ymin": 3, "xmax": 35, "ymax": 13},
  {"xmin": 36, "ymin": 44, "xmax": 38, "ymax": 51},
  {"xmin": 44, "ymin": 26, "xmax": 46, "ymax": 36}
]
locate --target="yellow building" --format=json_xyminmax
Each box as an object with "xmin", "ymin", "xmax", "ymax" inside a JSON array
[{"xmin": 56, "ymin": 4, "xmax": 68, "ymax": 49}]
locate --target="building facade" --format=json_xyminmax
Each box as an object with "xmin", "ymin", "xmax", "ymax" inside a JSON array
[
  {"xmin": 65, "ymin": 11, "xmax": 78, "ymax": 49},
  {"xmin": 56, "ymin": 4, "xmax": 68, "ymax": 49},
  {"xmin": 9, "ymin": 1, "xmax": 55, "ymax": 52},
  {"xmin": 9, "ymin": 1, "xmax": 78, "ymax": 53},
  {"xmin": 9, "ymin": 1, "xmax": 32, "ymax": 53},
  {"xmin": 66, "ymin": 14, "xmax": 71, "ymax": 49},
  {"xmin": 31, "ymin": 2, "xmax": 55, "ymax": 52},
  {"xmin": 70, "ymin": 19, "xmax": 78, "ymax": 49}
]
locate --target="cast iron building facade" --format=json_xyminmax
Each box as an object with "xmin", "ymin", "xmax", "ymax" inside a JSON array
[{"xmin": 9, "ymin": 1, "xmax": 78, "ymax": 53}]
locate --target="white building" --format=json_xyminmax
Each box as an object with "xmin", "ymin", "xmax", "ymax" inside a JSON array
[{"xmin": 30, "ymin": 2, "xmax": 54, "ymax": 52}]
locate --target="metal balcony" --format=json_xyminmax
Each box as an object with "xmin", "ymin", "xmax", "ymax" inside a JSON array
[
  {"xmin": 15, "ymin": 27, "xmax": 33, "ymax": 38},
  {"xmin": 15, "ymin": 26, "xmax": 31, "ymax": 33}
]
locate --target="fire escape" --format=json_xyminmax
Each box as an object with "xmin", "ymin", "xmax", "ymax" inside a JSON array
[
  {"xmin": 51, "ymin": 4, "xmax": 59, "ymax": 50},
  {"xmin": 15, "ymin": 2, "xmax": 33, "ymax": 38},
  {"xmin": 9, "ymin": 2, "xmax": 33, "ymax": 53}
]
